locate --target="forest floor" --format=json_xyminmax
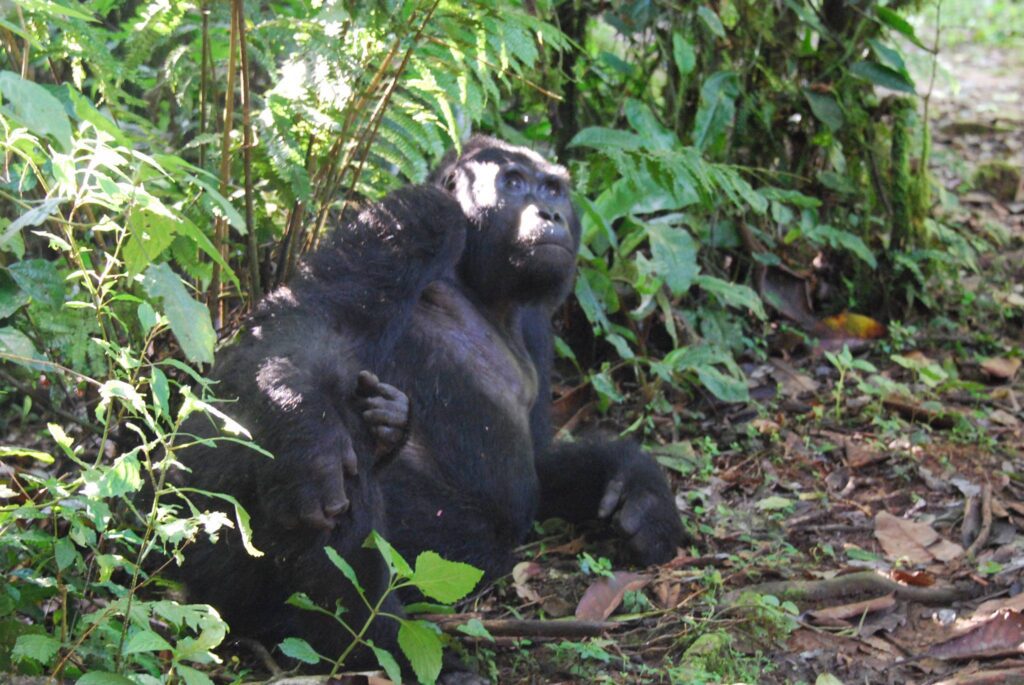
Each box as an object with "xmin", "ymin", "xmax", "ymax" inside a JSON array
[{"xmin": 437, "ymin": 40, "xmax": 1024, "ymax": 685}]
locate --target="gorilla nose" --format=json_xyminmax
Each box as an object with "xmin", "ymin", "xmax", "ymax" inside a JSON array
[{"xmin": 536, "ymin": 206, "xmax": 564, "ymax": 225}]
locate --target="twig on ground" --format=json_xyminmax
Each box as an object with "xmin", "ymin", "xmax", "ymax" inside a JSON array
[
  {"xmin": 965, "ymin": 483, "xmax": 994, "ymax": 559},
  {"xmin": 724, "ymin": 570, "xmax": 980, "ymax": 605}
]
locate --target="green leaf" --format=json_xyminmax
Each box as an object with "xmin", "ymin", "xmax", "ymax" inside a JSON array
[
  {"xmin": 142, "ymin": 263, "xmax": 215, "ymax": 365},
  {"xmin": 0, "ymin": 271, "xmax": 29, "ymax": 318},
  {"xmin": 151, "ymin": 366, "xmax": 170, "ymax": 419},
  {"xmin": 867, "ymin": 39, "xmax": 909, "ymax": 77},
  {"xmin": 13, "ymin": 634, "xmax": 60, "ymax": 665},
  {"xmin": 849, "ymin": 61, "xmax": 916, "ymax": 94},
  {"xmin": 672, "ymin": 33, "xmax": 696, "ymax": 77},
  {"xmin": 99, "ymin": 380, "xmax": 147, "ymax": 415},
  {"xmin": 410, "ymin": 551, "xmax": 484, "ymax": 604},
  {"xmin": 122, "ymin": 629, "xmax": 173, "ymax": 655},
  {"xmin": 804, "ymin": 90, "xmax": 844, "ymax": 132},
  {"xmin": 324, "ymin": 546, "xmax": 364, "ymax": 594},
  {"xmin": 365, "ymin": 531, "xmax": 413, "ymax": 578},
  {"xmin": 398, "ymin": 619, "xmax": 443, "ymax": 685},
  {"xmin": 695, "ymin": 366, "xmax": 749, "ymax": 403},
  {"xmin": 7, "ymin": 197, "xmax": 64, "ymax": 234},
  {"xmin": 176, "ymin": 664, "xmax": 215, "ymax": 685},
  {"xmin": 697, "ymin": 6, "xmax": 725, "ymax": 38},
  {"xmin": 370, "ymin": 643, "xmax": 404, "ymax": 685},
  {"xmin": 54, "ymin": 537, "xmax": 77, "ymax": 571},
  {"xmin": 876, "ymin": 6, "xmax": 926, "ymax": 50},
  {"xmin": 8, "ymin": 258, "xmax": 64, "ymax": 307},
  {"xmin": 694, "ymin": 275, "xmax": 766, "ymax": 319},
  {"xmin": 569, "ymin": 127, "xmax": 646, "ymax": 151},
  {"xmin": 0, "ymin": 326, "xmax": 46, "ymax": 370},
  {"xmin": 456, "ymin": 618, "xmax": 494, "ymax": 641},
  {"xmin": 137, "ymin": 301, "xmax": 158, "ymax": 335},
  {"xmin": 124, "ymin": 210, "xmax": 178, "ymax": 277},
  {"xmin": 0, "ymin": 446, "xmax": 54, "ymax": 463},
  {"xmin": 0, "ymin": 71, "xmax": 72, "ymax": 152},
  {"xmin": 693, "ymin": 71, "xmax": 739, "ymax": 153},
  {"xmin": 278, "ymin": 637, "xmax": 321, "ymax": 665},
  {"xmin": 647, "ymin": 224, "xmax": 699, "ymax": 297}
]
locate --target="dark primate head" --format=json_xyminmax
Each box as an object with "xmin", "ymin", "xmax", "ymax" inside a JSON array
[{"xmin": 431, "ymin": 136, "xmax": 582, "ymax": 308}]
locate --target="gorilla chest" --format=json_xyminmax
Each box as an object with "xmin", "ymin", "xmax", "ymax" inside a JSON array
[{"xmin": 410, "ymin": 283, "xmax": 539, "ymax": 421}]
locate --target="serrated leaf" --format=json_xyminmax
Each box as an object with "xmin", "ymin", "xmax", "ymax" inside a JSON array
[
  {"xmin": 122, "ymin": 629, "xmax": 173, "ymax": 655},
  {"xmin": 8, "ymin": 258, "xmax": 64, "ymax": 307},
  {"xmin": 278, "ymin": 637, "xmax": 321, "ymax": 665},
  {"xmin": 410, "ymin": 551, "xmax": 484, "ymax": 604},
  {"xmin": 0, "ymin": 71, "xmax": 72, "ymax": 151},
  {"xmin": 124, "ymin": 210, "xmax": 178, "ymax": 277},
  {"xmin": 647, "ymin": 224, "xmax": 699, "ymax": 297},
  {"xmin": 370, "ymin": 643, "xmax": 404, "ymax": 684},
  {"xmin": 142, "ymin": 263, "xmax": 215, "ymax": 365},
  {"xmin": 13, "ymin": 634, "xmax": 60, "ymax": 665},
  {"xmin": 54, "ymin": 537, "xmax": 77, "ymax": 571},
  {"xmin": 398, "ymin": 619, "xmax": 443, "ymax": 685},
  {"xmin": 176, "ymin": 664, "xmax": 214, "ymax": 685},
  {"xmin": 456, "ymin": 618, "xmax": 495, "ymax": 641},
  {"xmin": 364, "ymin": 531, "xmax": 413, "ymax": 578},
  {"xmin": 324, "ymin": 546, "xmax": 364, "ymax": 593},
  {"xmin": 849, "ymin": 61, "xmax": 916, "ymax": 94}
]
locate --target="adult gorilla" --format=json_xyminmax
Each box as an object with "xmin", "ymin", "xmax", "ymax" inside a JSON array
[{"xmin": 174, "ymin": 136, "xmax": 686, "ymax": 665}]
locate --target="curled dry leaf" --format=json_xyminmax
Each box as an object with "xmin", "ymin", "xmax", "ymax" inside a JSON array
[
  {"xmin": 980, "ymin": 357, "xmax": 1021, "ymax": 380},
  {"xmin": 575, "ymin": 571, "xmax": 650, "ymax": 622},
  {"xmin": 512, "ymin": 561, "xmax": 543, "ymax": 604},
  {"xmin": 928, "ymin": 610, "xmax": 1024, "ymax": 660},
  {"xmin": 807, "ymin": 593, "xmax": 896, "ymax": 623}
]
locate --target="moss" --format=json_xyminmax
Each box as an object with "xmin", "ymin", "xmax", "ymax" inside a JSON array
[{"xmin": 973, "ymin": 160, "xmax": 1022, "ymax": 202}]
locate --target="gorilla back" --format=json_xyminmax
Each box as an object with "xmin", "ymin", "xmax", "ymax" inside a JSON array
[{"xmin": 173, "ymin": 136, "xmax": 685, "ymax": 666}]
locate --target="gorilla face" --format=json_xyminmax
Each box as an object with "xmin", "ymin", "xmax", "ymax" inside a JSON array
[{"xmin": 439, "ymin": 140, "xmax": 581, "ymax": 307}]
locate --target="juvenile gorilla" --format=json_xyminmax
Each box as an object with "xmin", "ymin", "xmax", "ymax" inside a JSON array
[{"xmin": 175, "ymin": 137, "xmax": 686, "ymax": 663}]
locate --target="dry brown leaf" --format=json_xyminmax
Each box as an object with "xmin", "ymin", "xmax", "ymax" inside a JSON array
[
  {"xmin": 513, "ymin": 561, "xmax": 543, "ymax": 604},
  {"xmin": 974, "ymin": 593, "xmax": 1024, "ymax": 618},
  {"xmin": 769, "ymin": 358, "xmax": 820, "ymax": 397},
  {"xmin": 891, "ymin": 569, "xmax": 935, "ymax": 587},
  {"xmin": 980, "ymin": 357, "xmax": 1022, "ymax": 380},
  {"xmin": 820, "ymin": 311, "xmax": 887, "ymax": 339},
  {"xmin": 575, "ymin": 571, "xmax": 650, "ymax": 622},
  {"xmin": 928, "ymin": 610, "xmax": 1024, "ymax": 660},
  {"xmin": 874, "ymin": 511, "xmax": 964, "ymax": 564}
]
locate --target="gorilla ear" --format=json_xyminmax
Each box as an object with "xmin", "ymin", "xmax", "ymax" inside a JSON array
[{"xmin": 443, "ymin": 172, "xmax": 457, "ymax": 193}]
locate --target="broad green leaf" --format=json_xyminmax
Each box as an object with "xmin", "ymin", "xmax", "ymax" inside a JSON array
[
  {"xmin": 278, "ymin": 637, "xmax": 321, "ymax": 665},
  {"xmin": 647, "ymin": 224, "xmax": 699, "ymax": 297},
  {"xmin": 0, "ymin": 71, "xmax": 72, "ymax": 151},
  {"xmin": 811, "ymin": 225, "xmax": 877, "ymax": 269},
  {"xmin": 0, "ymin": 271, "xmax": 29, "ymax": 318},
  {"xmin": 867, "ymin": 39, "xmax": 909, "ymax": 77},
  {"xmin": 124, "ymin": 210, "xmax": 178, "ymax": 277},
  {"xmin": 370, "ymin": 643, "xmax": 404, "ymax": 685},
  {"xmin": 693, "ymin": 72, "xmax": 739, "ymax": 154},
  {"xmin": 12, "ymin": 634, "xmax": 60, "ymax": 665},
  {"xmin": 694, "ymin": 276, "xmax": 766, "ymax": 318},
  {"xmin": 695, "ymin": 366, "xmax": 749, "ymax": 403},
  {"xmin": 804, "ymin": 90, "xmax": 844, "ymax": 132},
  {"xmin": 176, "ymin": 665, "xmax": 215, "ymax": 685},
  {"xmin": 192, "ymin": 178, "xmax": 246, "ymax": 235},
  {"xmin": 569, "ymin": 127, "xmax": 646, "ymax": 151},
  {"xmin": 54, "ymin": 537, "xmax": 77, "ymax": 571},
  {"xmin": 142, "ymin": 263, "xmax": 215, "ymax": 365},
  {"xmin": 672, "ymin": 33, "xmax": 696, "ymax": 77},
  {"xmin": 624, "ymin": 99, "xmax": 676, "ymax": 149},
  {"xmin": 138, "ymin": 301, "xmax": 159, "ymax": 335},
  {"xmin": 0, "ymin": 326, "xmax": 46, "ymax": 370},
  {"xmin": 697, "ymin": 6, "xmax": 725, "ymax": 38},
  {"xmin": 8, "ymin": 258, "xmax": 64, "ymax": 307},
  {"xmin": 397, "ymin": 619, "xmax": 443, "ymax": 685},
  {"xmin": 7, "ymin": 197, "xmax": 65, "ymax": 234},
  {"xmin": 876, "ymin": 6, "xmax": 927, "ymax": 49},
  {"xmin": 409, "ymin": 551, "xmax": 484, "ymax": 604},
  {"xmin": 324, "ymin": 546, "xmax": 364, "ymax": 593},
  {"xmin": 151, "ymin": 366, "xmax": 170, "ymax": 419},
  {"xmin": 122, "ymin": 629, "xmax": 173, "ymax": 655},
  {"xmin": 99, "ymin": 380, "xmax": 146, "ymax": 415},
  {"xmin": 849, "ymin": 61, "xmax": 916, "ymax": 94}
]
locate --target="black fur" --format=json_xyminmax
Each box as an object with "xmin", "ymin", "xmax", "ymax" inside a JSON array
[{"xmin": 173, "ymin": 136, "xmax": 686, "ymax": 668}]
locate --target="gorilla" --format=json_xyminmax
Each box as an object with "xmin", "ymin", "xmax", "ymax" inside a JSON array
[{"xmin": 172, "ymin": 136, "xmax": 687, "ymax": 671}]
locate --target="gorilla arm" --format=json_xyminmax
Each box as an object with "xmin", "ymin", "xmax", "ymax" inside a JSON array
[{"xmin": 521, "ymin": 311, "xmax": 686, "ymax": 566}]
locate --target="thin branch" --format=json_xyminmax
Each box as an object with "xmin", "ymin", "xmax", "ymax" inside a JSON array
[{"xmin": 234, "ymin": 0, "xmax": 260, "ymax": 305}]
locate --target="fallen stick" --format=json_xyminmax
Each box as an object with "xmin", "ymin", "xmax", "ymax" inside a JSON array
[
  {"xmin": 724, "ymin": 570, "xmax": 979, "ymax": 605},
  {"xmin": 429, "ymin": 615, "xmax": 614, "ymax": 639},
  {"xmin": 965, "ymin": 483, "xmax": 994, "ymax": 559}
]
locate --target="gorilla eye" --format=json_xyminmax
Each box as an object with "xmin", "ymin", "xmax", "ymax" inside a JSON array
[
  {"xmin": 443, "ymin": 172, "xmax": 457, "ymax": 193},
  {"xmin": 542, "ymin": 180, "xmax": 565, "ymax": 198},
  {"xmin": 502, "ymin": 170, "xmax": 527, "ymax": 193}
]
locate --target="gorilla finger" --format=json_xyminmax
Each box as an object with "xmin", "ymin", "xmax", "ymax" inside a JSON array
[
  {"xmin": 598, "ymin": 474, "xmax": 626, "ymax": 519},
  {"xmin": 373, "ymin": 425, "xmax": 405, "ymax": 445},
  {"xmin": 363, "ymin": 407, "xmax": 405, "ymax": 427},
  {"xmin": 375, "ymin": 381, "xmax": 406, "ymax": 402},
  {"xmin": 340, "ymin": 440, "xmax": 359, "ymax": 476},
  {"xmin": 616, "ymin": 494, "xmax": 654, "ymax": 537},
  {"xmin": 355, "ymin": 370, "xmax": 380, "ymax": 397}
]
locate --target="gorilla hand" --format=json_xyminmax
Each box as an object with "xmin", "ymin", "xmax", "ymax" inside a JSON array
[
  {"xmin": 355, "ymin": 370, "xmax": 409, "ymax": 462},
  {"xmin": 597, "ymin": 451, "xmax": 687, "ymax": 566}
]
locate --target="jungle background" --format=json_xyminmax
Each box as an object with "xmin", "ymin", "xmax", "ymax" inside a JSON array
[{"xmin": 0, "ymin": 0, "xmax": 1022, "ymax": 683}]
